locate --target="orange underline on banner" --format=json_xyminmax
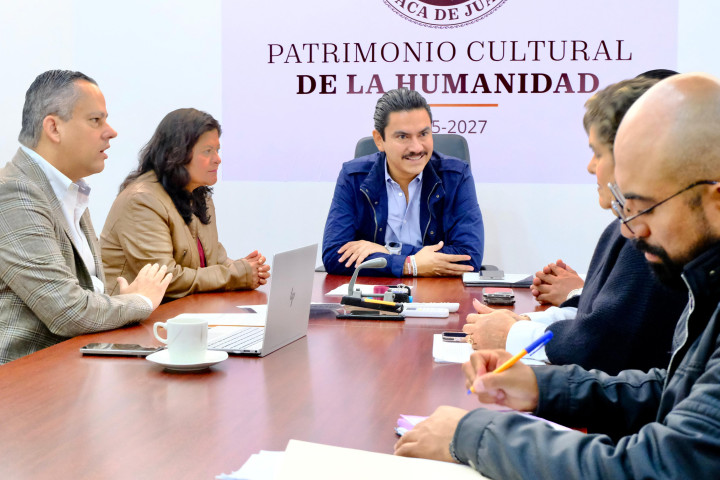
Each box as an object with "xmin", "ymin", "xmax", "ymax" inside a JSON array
[{"xmin": 429, "ymin": 103, "xmax": 499, "ymax": 107}]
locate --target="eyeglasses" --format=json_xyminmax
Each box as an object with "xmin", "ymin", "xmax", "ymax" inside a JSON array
[{"xmin": 608, "ymin": 180, "xmax": 718, "ymax": 234}]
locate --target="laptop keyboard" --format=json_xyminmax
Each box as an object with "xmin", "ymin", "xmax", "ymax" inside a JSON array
[{"xmin": 208, "ymin": 327, "xmax": 264, "ymax": 350}]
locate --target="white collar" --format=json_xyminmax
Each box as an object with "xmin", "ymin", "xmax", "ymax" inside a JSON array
[{"xmin": 20, "ymin": 145, "xmax": 91, "ymax": 206}]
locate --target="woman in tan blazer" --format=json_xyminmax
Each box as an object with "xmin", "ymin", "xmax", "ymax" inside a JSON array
[{"xmin": 101, "ymin": 108, "xmax": 270, "ymax": 300}]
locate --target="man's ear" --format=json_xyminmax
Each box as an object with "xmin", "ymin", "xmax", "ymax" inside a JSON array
[
  {"xmin": 372, "ymin": 129, "xmax": 385, "ymax": 152},
  {"xmin": 41, "ymin": 115, "xmax": 61, "ymax": 144},
  {"xmin": 709, "ymin": 183, "xmax": 720, "ymax": 210},
  {"xmin": 704, "ymin": 183, "xmax": 720, "ymax": 229}
]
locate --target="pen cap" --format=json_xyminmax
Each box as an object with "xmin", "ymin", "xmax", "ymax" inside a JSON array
[{"xmin": 526, "ymin": 331, "xmax": 554, "ymax": 356}]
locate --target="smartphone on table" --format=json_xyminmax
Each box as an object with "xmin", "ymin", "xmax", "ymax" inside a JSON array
[
  {"xmin": 80, "ymin": 343, "xmax": 162, "ymax": 357},
  {"xmin": 482, "ymin": 287, "xmax": 515, "ymax": 305},
  {"xmin": 441, "ymin": 331, "xmax": 467, "ymax": 342}
]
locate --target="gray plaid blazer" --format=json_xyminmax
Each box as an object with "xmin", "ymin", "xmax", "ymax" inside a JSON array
[{"xmin": 0, "ymin": 148, "xmax": 151, "ymax": 364}]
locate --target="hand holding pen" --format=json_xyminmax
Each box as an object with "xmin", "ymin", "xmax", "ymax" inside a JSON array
[{"xmin": 461, "ymin": 332, "xmax": 553, "ymax": 411}]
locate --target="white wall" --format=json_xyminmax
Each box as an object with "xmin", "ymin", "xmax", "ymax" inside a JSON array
[{"xmin": 1, "ymin": 1, "xmax": 719, "ymax": 274}]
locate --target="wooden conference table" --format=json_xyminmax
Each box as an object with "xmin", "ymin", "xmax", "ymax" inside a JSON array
[{"xmin": 0, "ymin": 273, "xmax": 543, "ymax": 479}]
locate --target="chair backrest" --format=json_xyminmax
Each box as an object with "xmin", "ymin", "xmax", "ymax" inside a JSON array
[{"xmin": 354, "ymin": 133, "xmax": 471, "ymax": 165}]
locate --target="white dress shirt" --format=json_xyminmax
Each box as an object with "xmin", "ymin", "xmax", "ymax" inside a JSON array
[
  {"xmin": 21, "ymin": 145, "xmax": 105, "ymax": 293},
  {"xmin": 505, "ymin": 306, "xmax": 578, "ymax": 362}
]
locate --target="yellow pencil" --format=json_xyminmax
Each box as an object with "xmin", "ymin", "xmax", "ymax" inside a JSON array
[{"xmin": 468, "ymin": 331, "xmax": 553, "ymax": 394}]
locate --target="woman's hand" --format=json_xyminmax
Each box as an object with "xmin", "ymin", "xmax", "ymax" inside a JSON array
[{"xmin": 245, "ymin": 250, "xmax": 271, "ymax": 288}]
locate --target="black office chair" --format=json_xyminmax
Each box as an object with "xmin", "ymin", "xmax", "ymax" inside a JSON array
[{"xmin": 354, "ymin": 133, "xmax": 471, "ymax": 165}]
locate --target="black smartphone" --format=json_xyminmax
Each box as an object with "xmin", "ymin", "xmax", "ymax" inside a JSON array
[
  {"xmin": 442, "ymin": 331, "xmax": 467, "ymax": 342},
  {"xmin": 336, "ymin": 313, "xmax": 405, "ymax": 321},
  {"xmin": 80, "ymin": 343, "xmax": 162, "ymax": 357}
]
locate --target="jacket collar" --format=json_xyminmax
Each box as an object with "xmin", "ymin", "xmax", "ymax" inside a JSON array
[
  {"xmin": 681, "ymin": 241, "xmax": 720, "ymax": 302},
  {"xmin": 12, "ymin": 148, "xmax": 75, "ymax": 237},
  {"xmin": 359, "ymin": 152, "xmax": 389, "ymax": 200},
  {"xmin": 420, "ymin": 154, "xmax": 444, "ymax": 201},
  {"xmin": 10, "ymin": 148, "xmax": 99, "ymax": 284},
  {"xmin": 359, "ymin": 151, "xmax": 444, "ymax": 201}
]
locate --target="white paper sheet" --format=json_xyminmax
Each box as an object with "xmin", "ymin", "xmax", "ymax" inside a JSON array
[
  {"xmin": 275, "ymin": 440, "xmax": 488, "ymax": 480},
  {"xmin": 432, "ymin": 334, "xmax": 547, "ymax": 365},
  {"xmin": 326, "ymin": 284, "xmax": 379, "ymax": 296},
  {"xmin": 432, "ymin": 334, "xmax": 475, "ymax": 363},
  {"xmin": 170, "ymin": 309, "xmax": 267, "ymax": 327},
  {"xmin": 216, "ymin": 450, "xmax": 285, "ymax": 480}
]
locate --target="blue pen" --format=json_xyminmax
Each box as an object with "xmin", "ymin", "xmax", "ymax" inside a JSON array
[{"xmin": 467, "ymin": 331, "xmax": 553, "ymax": 394}]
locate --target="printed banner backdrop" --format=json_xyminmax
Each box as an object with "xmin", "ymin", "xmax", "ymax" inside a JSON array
[{"xmin": 222, "ymin": 0, "xmax": 677, "ymax": 183}]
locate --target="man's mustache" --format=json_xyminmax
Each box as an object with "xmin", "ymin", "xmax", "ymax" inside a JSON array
[{"xmin": 633, "ymin": 239, "xmax": 668, "ymax": 258}]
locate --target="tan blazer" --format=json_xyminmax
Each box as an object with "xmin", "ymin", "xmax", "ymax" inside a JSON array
[
  {"xmin": 0, "ymin": 149, "xmax": 151, "ymax": 364},
  {"xmin": 101, "ymin": 171, "xmax": 253, "ymax": 299}
]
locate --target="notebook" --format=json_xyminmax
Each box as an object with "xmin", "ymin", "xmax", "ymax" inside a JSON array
[{"xmin": 207, "ymin": 244, "xmax": 317, "ymax": 357}]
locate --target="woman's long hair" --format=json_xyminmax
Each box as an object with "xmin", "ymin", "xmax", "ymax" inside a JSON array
[{"xmin": 120, "ymin": 108, "xmax": 221, "ymax": 225}]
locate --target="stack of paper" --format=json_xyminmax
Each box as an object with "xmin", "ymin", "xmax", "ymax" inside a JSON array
[{"xmin": 220, "ymin": 440, "xmax": 488, "ymax": 480}]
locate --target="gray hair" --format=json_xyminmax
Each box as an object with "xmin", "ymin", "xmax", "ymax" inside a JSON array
[
  {"xmin": 18, "ymin": 70, "xmax": 97, "ymax": 147},
  {"xmin": 373, "ymin": 88, "xmax": 432, "ymax": 140}
]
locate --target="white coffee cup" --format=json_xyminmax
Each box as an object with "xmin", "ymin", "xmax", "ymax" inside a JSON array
[{"xmin": 153, "ymin": 316, "xmax": 208, "ymax": 364}]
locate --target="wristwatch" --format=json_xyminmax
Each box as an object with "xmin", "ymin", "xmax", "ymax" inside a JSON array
[
  {"xmin": 385, "ymin": 241, "xmax": 402, "ymax": 255},
  {"xmin": 566, "ymin": 287, "xmax": 583, "ymax": 301}
]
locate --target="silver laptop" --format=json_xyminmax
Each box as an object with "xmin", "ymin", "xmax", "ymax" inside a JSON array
[{"xmin": 207, "ymin": 244, "xmax": 317, "ymax": 357}]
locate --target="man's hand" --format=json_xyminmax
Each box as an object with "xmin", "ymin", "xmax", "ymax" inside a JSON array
[
  {"xmin": 245, "ymin": 250, "xmax": 271, "ymax": 288},
  {"xmin": 117, "ymin": 263, "xmax": 173, "ymax": 309},
  {"xmin": 414, "ymin": 241, "xmax": 474, "ymax": 277},
  {"xmin": 462, "ymin": 299, "xmax": 525, "ymax": 350},
  {"xmin": 531, "ymin": 259, "xmax": 584, "ymax": 306},
  {"xmin": 337, "ymin": 240, "xmax": 389, "ymax": 269},
  {"xmin": 462, "ymin": 349, "xmax": 539, "ymax": 411},
  {"xmin": 394, "ymin": 406, "xmax": 468, "ymax": 462}
]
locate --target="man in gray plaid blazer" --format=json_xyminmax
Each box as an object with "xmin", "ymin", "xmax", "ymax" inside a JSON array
[{"xmin": 0, "ymin": 70, "xmax": 172, "ymax": 364}]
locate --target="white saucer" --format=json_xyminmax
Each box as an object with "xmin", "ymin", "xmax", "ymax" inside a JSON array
[{"xmin": 146, "ymin": 349, "xmax": 228, "ymax": 372}]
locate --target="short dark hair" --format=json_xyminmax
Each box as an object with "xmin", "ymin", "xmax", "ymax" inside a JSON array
[
  {"xmin": 583, "ymin": 77, "xmax": 659, "ymax": 148},
  {"xmin": 120, "ymin": 108, "xmax": 221, "ymax": 225},
  {"xmin": 636, "ymin": 69, "xmax": 679, "ymax": 80},
  {"xmin": 373, "ymin": 88, "xmax": 432, "ymax": 140},
  {"xmin": 18, "ymin": 70, "xmax": 97, "ymax": 147}
]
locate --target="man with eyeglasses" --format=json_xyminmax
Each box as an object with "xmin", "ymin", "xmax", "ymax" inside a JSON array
[
  {"xmin": 395, "ymin": 72, "xmax": 720, "ymax": 478},
  {"xmin": 609, "ymin": 180, "xmax": 718, "ymax": 286},
  {"xmin": 462, "ymin": 77, "xmax": 686, "ymax": 376}
]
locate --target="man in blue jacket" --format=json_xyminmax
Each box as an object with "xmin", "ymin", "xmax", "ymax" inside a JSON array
[
  {"xmin": 322, "ymin": 88, "xmax": 484, "ymax": 277},
  {"xmin": 395, "ymin": 73, "xmax": 720, "ymax": 478}
]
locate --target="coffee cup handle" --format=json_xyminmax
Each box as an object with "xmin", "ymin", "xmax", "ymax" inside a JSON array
[{"xmin": 153, "ymin": 322, "xmax": 169, "ymax": 345}]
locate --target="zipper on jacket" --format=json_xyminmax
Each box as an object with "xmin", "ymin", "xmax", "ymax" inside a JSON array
[
  {"xmin": 665, "ymin": 275, "xmax": 694, "ymax": 388},
  {"xmin": 361, "ymin": 188, "xmax": 378, "ymax": 243},
  {"xmin": 423, "ymin": 181, "xmax": 440, "ymax": 243}
]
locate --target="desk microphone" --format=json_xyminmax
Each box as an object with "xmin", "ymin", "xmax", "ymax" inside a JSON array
[{"xmin": 348, "ymin": 258, "xmax": 388, "ymax": 297}]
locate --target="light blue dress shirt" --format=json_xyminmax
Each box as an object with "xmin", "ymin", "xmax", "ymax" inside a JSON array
[{"xmin": 383, "ymin": 159, "xmax": 423, "ymax": 249}]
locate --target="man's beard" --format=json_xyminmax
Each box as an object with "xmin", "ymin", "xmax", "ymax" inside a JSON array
[
  {"xmin": 633, "ymin": 234, "xmax": 720, "ymax": 290},
  {"xmin": 633, "ymin": 239, "xmax": 686, "ymax": 289}
]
